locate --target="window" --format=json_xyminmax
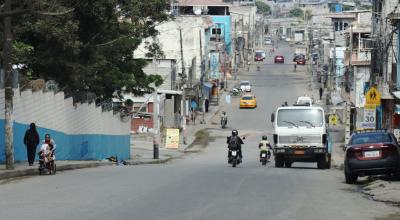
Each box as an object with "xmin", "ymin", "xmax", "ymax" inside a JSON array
[
  {"xmin": 351, "ymin": 133, "xmax": 392, "ymax": 145},
  {"xmin": 277, "ymin": 109, "xmax": 324, "ymax": 127},
  {"xmin": 133, "ymin": 103, "xmax": 147, "ymax": 113},
  {"xmin": 242, "ymin": 96, "xmax": 254, "ymax": 100},
  {"xmin": 212, "ymin": 28, "xmax": 222, "ymax": 35}
]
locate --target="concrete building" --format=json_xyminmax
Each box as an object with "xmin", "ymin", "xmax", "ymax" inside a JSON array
[
  {"xmin": 134, "ymin": 16, "xmax": 211, "ymax": 85},
  {"xmin": 371, "ymin": 0, "xmax": 400, "ymax": 136}
]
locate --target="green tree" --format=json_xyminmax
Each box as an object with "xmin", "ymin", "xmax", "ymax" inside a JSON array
[
  {"xmin": 1, "ymin": 0, "xmax": 169, "ymax": 102},
  {"xmin": 304, "ymin": 9, "xmax": 312, "ymax": 21},
  {"xmin": 289, "ymin": 8, "xmax": 304, "ymax": 18},
  {"xmin": 255, "ymin": 0, "xmax": 271, "ymax": 16}
]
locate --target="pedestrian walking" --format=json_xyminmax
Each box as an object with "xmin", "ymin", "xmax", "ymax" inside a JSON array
[
  {"xmin": 205, "ymin": 98, "xmax": 209, "ymax": 113},
  {"xmin": 23, "ymin": 123, "xmax": 40, "ymax": 166},
  {"xmin": 319, "ymin": 87, "xmax": 323, "ymax": 100}
]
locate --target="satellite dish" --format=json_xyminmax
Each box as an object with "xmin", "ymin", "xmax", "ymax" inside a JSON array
[
  {"xmin": 194, "ymin": 9, "xmax": 202, "ymax": 15},
  {"xmin": 45, "ymin": 80, "xmax": 59, "ymax": 92}
]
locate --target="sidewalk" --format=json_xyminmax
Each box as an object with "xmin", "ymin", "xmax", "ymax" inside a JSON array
[
  {"xmin": 0, "ymin": 155, "xmax": 178, "ymax": 180},
  {"xmin": 307, "ymin": 63, "xmax": 347, "ymax": 168}
]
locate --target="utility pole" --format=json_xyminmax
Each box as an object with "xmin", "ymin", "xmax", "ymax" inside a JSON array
[
  {"xmin": 3, "ymin": 0, "xmax": 14, "ymax": 169},
  {"xmin": 199, "ymin": 29, "xmax": 205, "ymax": 124},
  {"xmin": 152, "ymin": 89, "xmax": 159, "ymax": 159},
  {"xmin": 152, "ymin": 57, "xmax": 159, "ymax": 159},
  {"xmin": 179, "ymin": 28, "xmax": 187, "ymax": 144},
  {"xmin": 234, "ymin": 19, "xmax": 237, "ymax": 79},
  {"xmin": 349, "ymin": 24, "xmax": 353, "ymax": 82}
]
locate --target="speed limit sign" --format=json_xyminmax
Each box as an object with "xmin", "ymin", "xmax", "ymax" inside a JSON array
[{"xmin": 360, "ymin": 105, "xmax": 376, "ymax": 129}]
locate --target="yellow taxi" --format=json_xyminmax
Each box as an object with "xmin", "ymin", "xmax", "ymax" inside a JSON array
[{"xmin": 240, "ymin": 94, "xmax": 257, "ymax": 108}]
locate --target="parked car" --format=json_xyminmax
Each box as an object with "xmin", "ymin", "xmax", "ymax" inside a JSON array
[
  {"xmin": 240, "ymin": 94, "xmax": 257, "ymax": 109},
  {"xmin": 240, "ymin": 81, "xmax": 251, "ymax": 92},
  {"xmin": 254, "ymin": 51, "xmax": 265, "ymax": 61},
  {"xmin": 274, "ymin": 55, "xmax": 284, "ymax": 63},
  {"xmin": 265, "ymin": 39, "xmax": 272, "ymax": 45},
  {"xmin": 293, "ymin": 54, "xmax": 305, "ymax": 62},
  {"xmin": 344, "ymin": 130, "xmax": 400, "ymax": 184},
  {"xmin": 297, "ymin": 57, "xmax": 306, "ymax": 65}
]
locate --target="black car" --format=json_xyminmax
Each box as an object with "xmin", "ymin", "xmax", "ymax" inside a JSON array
[
  {"xmin": 344, "ymin": 130, "xmax": 400, "ymax": 184},
  {"xmin": 293, "ymin": 54, "xmax": 305, "ymax": 62}
]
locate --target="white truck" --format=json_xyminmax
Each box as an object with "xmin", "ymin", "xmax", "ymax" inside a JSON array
[
  {"xmin": 270, "ymin": 103, "xmax": 332, "ymax": 169},
  {"xmin": 294, "ymin": 33, "xmax": 303, "ymax": 42}
]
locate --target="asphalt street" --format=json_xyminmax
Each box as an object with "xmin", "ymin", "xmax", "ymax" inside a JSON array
[{"xmin": 0, "ymin": 43, "xmax": 398, "ymax": 220}]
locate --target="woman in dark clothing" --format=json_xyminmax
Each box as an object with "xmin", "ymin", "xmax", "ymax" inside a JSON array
[{"xmin": 24, "ymin": 123, "xmax": 40, "ymax": 166}]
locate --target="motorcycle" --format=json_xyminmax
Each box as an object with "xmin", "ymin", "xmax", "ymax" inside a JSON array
[
  {"xmin": 227, "ymin": 136, "xmax": 245, "ymax": 167},
  {"xmin": 260, "ymin": 149, "xmax": 271, "ymax": 166},
  {"xmin": 221, "ymin": 116, "xmax": 227, "ymax": 128},
  {"xmin": 229, "ymin": 87, "xmax": 242, "ymax": 96},
  {"xmin": 229, "ymin": 149, "xmax": 241, "ymax": 167},
  {"xmin": 38, "ymin": 143, "xmax": 56, "ymax": 175}
]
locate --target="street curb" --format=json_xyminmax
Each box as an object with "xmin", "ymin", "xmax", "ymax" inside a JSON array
[
  {"xmin": 0, "ymin": 157, "xmax": 174, "ymax": 181},
  {"xmin": 0, "ymin": 161, "xmax": 113, "ymax": 180},
  {"xmin": 125, "ymin": 156, "xmax": 173, "ymax": 165}
]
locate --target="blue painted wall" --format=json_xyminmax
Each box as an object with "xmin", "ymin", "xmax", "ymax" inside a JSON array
[
  {"xmin": 212, "ymin": 16, "xmax": 232, "ymax": 55},
  {"xmin": 0, "ymin": 120, "xmax": 130, "ymax": 162}
]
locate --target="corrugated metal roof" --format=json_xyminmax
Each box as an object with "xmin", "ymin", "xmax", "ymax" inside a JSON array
[
  {"xmin": 325, "ymin": 13, "xmax": 356, "ymax": 18},
  {"xmin": 176, "ymin": 0, "xmax": 229, "ymax": 6}
]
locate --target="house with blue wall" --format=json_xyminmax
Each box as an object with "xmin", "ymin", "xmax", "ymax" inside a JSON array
[{"xmin": 211, "ymin": 16, "xmax": 232, "ymax": 55}]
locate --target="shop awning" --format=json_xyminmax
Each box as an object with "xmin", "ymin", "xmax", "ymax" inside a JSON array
[
  {"xmin": 381, "ymin": 93, "xmax": 395, "ymax": 99},
  {"xmin": 203, "ymin": 82, "xmax": 213, "ymax": 89},
  {"xmin": 396, "ymin": 105, "xmax": 400, "ymax": 114},
  {"xmin": 392, "ymin": 91, "xmax": 400, "ymax": 99},
  {"xmin": 157, "ymin": 89, "xmax": 182, "ymax": 95}
]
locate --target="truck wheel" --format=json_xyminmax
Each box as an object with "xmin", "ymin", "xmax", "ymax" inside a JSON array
[
  {"xmin": 284, "ymin": 160, "xmax": 292, "ymax": 168},
  {"xmin": 327, "ymin": 154, "xmax": 331, "ymax": 169},
  {"xmin": 317, "ymin": 155, "xmax": 327, "ymax": 169},
  {"xmin": 275, "ymin": 156, "xmax": 284, "ymax": 168}
]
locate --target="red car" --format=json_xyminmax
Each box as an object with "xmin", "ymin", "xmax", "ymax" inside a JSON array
[
  {"xmin": 344, "ymin": 130, "xmax": 400, "ymax": 184},
  {"xmin": 274, "ymin": 55, "xmax": 284, "ymax": 63},
  {"xmin": 297, "ymin": 57, "xmax": 306, "ymax": 65},
  {"xmin": 254, "ymin": 54, "xmax": 263, "ymax": 61}
]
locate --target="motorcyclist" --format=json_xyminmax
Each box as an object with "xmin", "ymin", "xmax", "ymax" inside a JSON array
[
  {"xmin": 227, "ymin": 130, "xmax": 244, "ymax": 162},
  {"xmin": 38, "ymin": 134, "xmax": 56, "ymax": 166},
  {"xmin": 259, "ymin": 135, "xmax": 272, "ymax": 161},
  {"xmin": 220, "ymin": 111, "xmax": 228, "ymax": 126}
]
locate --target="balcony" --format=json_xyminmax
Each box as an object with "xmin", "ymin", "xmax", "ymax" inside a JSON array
[{"xmin": 345, "ymin": 50, "xmax": 371, "ymax": 66}]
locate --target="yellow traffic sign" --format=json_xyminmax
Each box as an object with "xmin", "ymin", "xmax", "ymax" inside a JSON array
[
  {"xmin": 329, "ymin": 114, "xmax": 338, "ymax": 125},
  {"xmin": 365, "ymin": 87, "xmax": 381, "ymax": 106}
]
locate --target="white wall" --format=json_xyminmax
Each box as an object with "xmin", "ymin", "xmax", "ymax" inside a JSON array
[
  {"xmin": 134, "ymin": 16, "xmax": 210, "ymax": 81},
  {"xmin": 0, "ymin": 89, "xmax": 129, "ymax": 136}
]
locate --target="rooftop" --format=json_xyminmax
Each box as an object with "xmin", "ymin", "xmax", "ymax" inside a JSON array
[
  {"xmin": 325, "ymin": 13, "xmax": 356, "ymax": 19},
  {"xmin": 344, "ymin": 26, "xmax": 371, "ymax": 33},
  {"xmin": 176, "ymin": 0, "xmax": 229, "ymax": 6}
]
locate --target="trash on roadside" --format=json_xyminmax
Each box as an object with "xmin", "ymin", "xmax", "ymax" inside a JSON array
[
  {"xmin": 117, "ymin": 160, "xmax": 127, "ymax": 166},
  {"xmin": 107, "ymin": 156, "xmax": 118, "ymax": 162}
]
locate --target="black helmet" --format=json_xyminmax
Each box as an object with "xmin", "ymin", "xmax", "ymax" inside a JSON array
[
  {"xmin": 232, "ymin": 130, "xmax": 238, "ymax": 136},
  {"xmin": 262, "ymin": 135, "xmax": 268, "ymax": 140}
]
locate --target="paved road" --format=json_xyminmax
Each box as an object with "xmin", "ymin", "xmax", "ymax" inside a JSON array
[{"xmin": 0, "ymin": 43, "xmax": 398, "ymax": 220}]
